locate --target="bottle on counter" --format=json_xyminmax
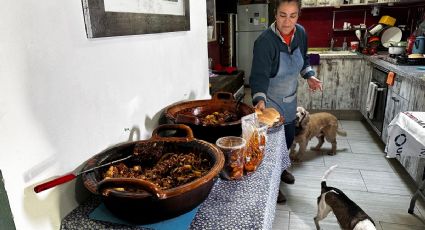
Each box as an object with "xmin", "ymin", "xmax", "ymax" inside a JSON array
[
  {"xmin": 406, "ymin": 34, "xmax": 416, "ymax": 55},
  {"xmin": 342, "ymin": 37, "xmax": 348, "ymax": 51}
]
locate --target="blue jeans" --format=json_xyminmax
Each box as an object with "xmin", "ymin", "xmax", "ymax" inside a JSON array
[{"xmin": 284, "ymin": 121, "xmax": 296, "ymax": 151}]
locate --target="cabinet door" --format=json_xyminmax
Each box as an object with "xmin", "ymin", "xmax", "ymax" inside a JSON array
[
  {"xmin": 297, "ymin": 59, "xmax": 338, "ymax": 110},
  {"xmin": 409, "ymin": 83, "xmax": 425, "ymax": 112},
  {"xmin": 297, "ymin": 65, "xmax": 322, "ymax": 109},
  {"xmin": 392, "ymin": 76, "xmax": 411, "ymax": 101},
  {"xmin": 381, "ymin": 90, "xmax": 408, "ymax": 143},
  {"xmin": 360, "ymin": 61, "xmax": 373, "ymax": 117},
  {"xmin": 321, "ymin": 59, "xmax": 339, "ymax": 110},
  {"xmin": 297, "ymin": 58, "xmax": 362, "ymax": 111},
  {"xmin": 335, "ymin": 59, "xmax": 362, "ymax": 110}
]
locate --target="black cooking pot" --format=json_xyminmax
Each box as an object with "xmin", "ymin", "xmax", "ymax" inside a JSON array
[
  {"xmin": 164, "ymin": 92, "xmax": 255, "ymax": 143},
  {"xmin": 82, "ymin": 124, "xmax": 224, "ymax": 224}
]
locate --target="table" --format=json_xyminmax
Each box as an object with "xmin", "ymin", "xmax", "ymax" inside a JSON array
[
  {"xmin": 60, "ymin": 126, "xmax": 291, "ymax": 230},
  {"xmin": 384, "ymin": 111, "xmax": 425, "ymax": 215}
]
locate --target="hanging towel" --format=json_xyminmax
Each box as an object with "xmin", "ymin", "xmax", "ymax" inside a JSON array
[{"xmin": 366, "ymin": 82, "xmax": 378, "ymax": 119}]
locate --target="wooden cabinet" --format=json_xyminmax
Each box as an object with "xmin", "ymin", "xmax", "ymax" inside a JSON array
[
  {"xmin": 409, "ymin": 83, "xmax": 425, "ymax": 112},
  {"xmin": 381, "ymin": 76, "xmax": 411, "ymax": 143},
  {"xmin": 297, "ymin": 65, "xmax": 322, "ymax": 109},
  {"xmin": 378, "ymin": 74, "xmax": 425, "ymax": 185},
  {"xmin": 381, "ymin": 90, "xmax": 409, "ymax": 143},
  {"xmin": 335, "ymin": 58, "xmax": 363, "ymax": 110},
  {"xmin": 297, "ymin": 58, "xmax": 363, "ymax": 111}
]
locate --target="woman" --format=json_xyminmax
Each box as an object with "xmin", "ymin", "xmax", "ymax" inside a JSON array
[{"xmin": 250, "ymin": 0, "xmax": 322, "ymax": 202}]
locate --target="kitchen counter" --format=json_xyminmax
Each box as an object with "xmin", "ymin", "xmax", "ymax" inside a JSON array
[
  {"xmin": 307, "ymin": 50, "xmax": 425, "ymax": 84},
  {"xmin": 209, "ymin": 71, "xmax": 244, "ymax": 101},
  {"xmin": 308, "ymin": 51, "xmax": 364, "ymax": 59},
  {"xmin": 365, "ymin": 55, "xmax": 425, "ymax": 85},
  {"xmin": 60, "ymin": 126, "xmax": 291, "ymax": 230}
]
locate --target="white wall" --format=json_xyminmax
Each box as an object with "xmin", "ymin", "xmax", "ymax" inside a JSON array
[{"xmin": 0, "ymin": 0, "xmax": 209, "ymax": 229}]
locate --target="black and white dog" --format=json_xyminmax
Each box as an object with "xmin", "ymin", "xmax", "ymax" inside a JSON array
[{"xmin": 314, "ymin": 165, "xmax": 376, "ymax": 230}]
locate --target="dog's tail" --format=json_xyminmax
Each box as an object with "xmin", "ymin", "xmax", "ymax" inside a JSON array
[
  {"xmin": 321, "ymin": 165, "xmax": 338, "ymax": 190},
  {"xmin": 336, "ymin": 128, "xmax": 347, "ymax": 137}
]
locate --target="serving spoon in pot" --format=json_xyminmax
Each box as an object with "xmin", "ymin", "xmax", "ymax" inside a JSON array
[
  {"xmin": 33, "ymin": 154, "xmax": 134, "ymax": 193},
  {"xmin": 34, "ymin": 127, "xmax": 146, "ymax": 193},
  {"xmin": 34, "ymin": 124, "xmax": 191, "ymax": 193}
]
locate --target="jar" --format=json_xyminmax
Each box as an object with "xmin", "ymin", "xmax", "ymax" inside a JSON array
[{"xmin": 216, "ymin": 136, "xmax": 246, "ymax": 180}]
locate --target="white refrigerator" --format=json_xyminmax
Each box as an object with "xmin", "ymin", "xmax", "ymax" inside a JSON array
[{"xmin": 236, "ymin": 3, "xmax": 269, "ymax": 85}]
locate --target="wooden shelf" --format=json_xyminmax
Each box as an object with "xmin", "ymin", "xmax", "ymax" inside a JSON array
[
  {"xmin": 333, "ymin": 28, "xmax": 366, "ymax": 31},
  {"xmin": 302, "ymin": 1, "xmax": 407, "ymax": 8}
]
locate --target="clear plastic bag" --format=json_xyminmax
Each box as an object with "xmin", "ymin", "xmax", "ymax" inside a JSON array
[{"xmin": 241, "ymin": 113, "xmax": 267, "ymax": 173}]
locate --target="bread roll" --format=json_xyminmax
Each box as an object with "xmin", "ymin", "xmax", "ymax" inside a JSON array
[{"xmin": 257, "ymin": 108, "xmax": 281, "ymax": 126}]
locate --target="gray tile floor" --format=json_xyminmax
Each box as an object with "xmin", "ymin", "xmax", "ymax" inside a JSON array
[
  {"xmin": 272, "ymin": 119, "xmax": 425, "ymax": 230},
  {"xmin": 243, "ymin": 88, "xmax": 425, "ymax": 229}
]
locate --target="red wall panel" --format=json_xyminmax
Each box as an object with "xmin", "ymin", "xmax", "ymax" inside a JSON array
[{"xmin": 299, "ymin": 4, "xmax": 424, "ymax": 48}]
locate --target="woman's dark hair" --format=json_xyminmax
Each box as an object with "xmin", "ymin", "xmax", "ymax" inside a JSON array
[{"xmin": 274, "ymin": 0, "xmax": 302, "ymax": 14}]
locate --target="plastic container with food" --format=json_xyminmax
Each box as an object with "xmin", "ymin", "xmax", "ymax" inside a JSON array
[{"xmin": 216, "ymin": 136, "xmax": 246, "ymax": 180}]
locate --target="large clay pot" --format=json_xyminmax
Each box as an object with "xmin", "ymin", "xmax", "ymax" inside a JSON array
[
  {"xmin": 82, "ymin": 124, "xmax": 224, "ymax": 224},
  {"xmin": 164, "ymin": 92, "xmax": 255, "ymax": 143}
]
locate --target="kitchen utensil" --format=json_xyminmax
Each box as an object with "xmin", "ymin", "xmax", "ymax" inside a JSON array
[
  {"xmin": 165, "ymin": 92, "xmax": 255, "ymax": 143},
  {"xmin": 412, "ymin": 36, "xmax": 425, "ymax": 54},
  {"xmin": 379, "ymin": 15, "xmax": 396, "ymax": 27},
  {"xmin": 303, "ymin": 0, "xmax": 317, "ymax": 5},
  {"xmin": 380, "ymin": 27, "xmax": 402, "ymax": 48},
  {"xmin": 368, "ymin": 47, "xmax": 377, "ymax": 55},
  {"xmin": 369, "ymin": 24, "xmax": 384, "ymax": 35},
  {"xmin": 34, "ymin": 152, "xmax": 134, "ymax": 193},
  {"xmin": 355, "ymin": 29, "xmax": 362, "ymax": 41},
  {"xmin": 408, "ymin": 53, "xmax": 424, "ymax": 59},
  {"xmin": 388, "ymin": 44, "xmax": 406, "ymax": 55},
  {"xmin": 371, "ymin": 6, "xmax": 380, "ymax": 16},
  {"xmin": 350, "ymin": 41, "xmax": 359, "ymax": 52},
  {"xmin": 317, "ymin": 0, "xmax": 330, "ymax": 5},
  {"xmin": 397, "ymin": 41, "xmax": 407, "ymax": 47},
  {"xmin": 368, "ymin": 36, "xmax": 380, "ymax": 49},
  {"xmin": 82, "ymin": 124, "xmax": 225, "ymax": 224}
]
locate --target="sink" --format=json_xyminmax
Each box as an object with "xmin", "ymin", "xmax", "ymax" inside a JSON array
[{"xmin": 308, "ymin": 50, "xmax": 358, "ymax": 56}]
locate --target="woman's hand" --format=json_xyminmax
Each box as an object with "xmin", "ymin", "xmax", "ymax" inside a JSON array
[
  {"xmin": 307, "ymin": 76, "xmax": 323, "ymax": 92},
  {"xmin": 255, "ymin": 100, "xmax": 266, "ymax": 111}
]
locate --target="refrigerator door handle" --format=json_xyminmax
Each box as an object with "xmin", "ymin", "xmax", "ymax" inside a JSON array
[
  {"xmin": 236, "ymin": 32, "xmax": 239, "ymax": 67},
  {"xmin": 235, "ymin": 14, "xmax": 238, "ymax": 32}
]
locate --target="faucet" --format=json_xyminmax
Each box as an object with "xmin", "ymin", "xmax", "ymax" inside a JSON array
[
  {"xmin": 342, "ymin": 37, "xmax": 348, "ymax": 51},
  {"xmin": 330, "ymin": 37, "xmax": 336, "ymax": 51}
]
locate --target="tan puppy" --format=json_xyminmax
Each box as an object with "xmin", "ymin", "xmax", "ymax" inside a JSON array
[{"xmin": 290, "ymin": 107, "xmax": 347, "ymax": 162}]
